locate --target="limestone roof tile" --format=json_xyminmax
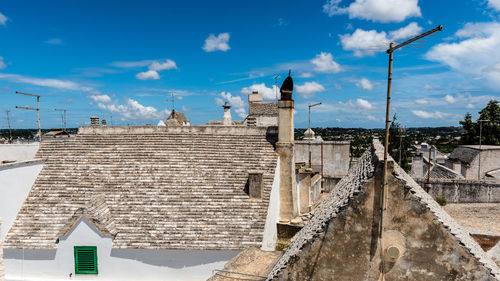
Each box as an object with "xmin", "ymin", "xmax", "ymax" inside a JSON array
[{"xmin": 4, "ymin": 126, "xmax": 278, "ymax": 250}]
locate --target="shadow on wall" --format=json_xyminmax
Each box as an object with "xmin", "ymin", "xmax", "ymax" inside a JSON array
[
  {"xmin": 110, "ymin": 249, "xmax": 240, "ymax": 269},
  {"xmin": 4, "ymin": 249, "xmax": 56, "ymax": 260}
]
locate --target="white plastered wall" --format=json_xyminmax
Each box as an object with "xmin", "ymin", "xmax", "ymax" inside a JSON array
[
  {"xmin": 0, "ymin": 162, "xmax": 43, "ymax": 239},
  {"xmin": 261, "ymin": 158, "xmax": 280, "ymax": 251},
  {"xmin": 4, "ymin": 218, "xmax": 239, "ymax": 281}
]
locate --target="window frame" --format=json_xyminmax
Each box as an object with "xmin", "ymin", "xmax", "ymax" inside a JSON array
[{"xmin": 74, "ymin": 246, "xmax": 98, "ymax": 275}]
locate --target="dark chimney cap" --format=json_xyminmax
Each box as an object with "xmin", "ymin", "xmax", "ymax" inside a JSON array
[
  {"xmin": 280, "ymin": 70, "xmax": 293, "ymax": 100},
  {"xmin": 223, "ymin": 101, "xmax": 231, "ymax": 109}
]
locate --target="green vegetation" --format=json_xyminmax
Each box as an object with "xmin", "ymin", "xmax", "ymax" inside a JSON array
[
  {"xmin": 435, "ymin": 196, "xmax": 447, "ymax": 206},
  {"xmin": 460, "ymin": 100, "xmax": 500, "ymax": 145}
]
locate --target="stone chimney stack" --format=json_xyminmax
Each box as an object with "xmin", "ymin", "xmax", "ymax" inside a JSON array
[
  {"xmin": 90, "ymin": 116, "xmax": 100, "ymax": 127},
  {"xmin": 222, "ymin": 102, "xmax": 232, "ymax": 126},
  {"xmin": 277, "ymin": 72, "xmax": 298, "ymax": 223}
]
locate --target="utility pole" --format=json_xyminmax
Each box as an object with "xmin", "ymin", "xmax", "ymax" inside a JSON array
[
  {"xmin": 478, "ymin": 119, "xmax": 490, "ymax": 180},
  {"xmin": 15, "ymin": 91, "xmax": 41, "ymax": 142},
  {"xmin": 5, "ymin": 110, "xmax": 12, "ymax": 143},
  {"xmin": 308, "ymin": 102, "xmax": 321, "ymax": 168},
  {"xmin": 379, "ymin": 25, "xmax": 443, "ymax": 281},
  {"xmin": 169, "ymin": 93, "xmax": 175, "ymax": 111},
  {"xmin": 398, "ymin": 127, "xmax": 405, "ymax": 165},
  {"xmin": 273, "ymin": 75, "xmax": 280, "ymax": 100},
  {"xmin": 55, "ymin": 109, "xmax": 67, "ymax": 130},
  {"xmin": 427, "ymin": 145, "xmax": 432, "ymax": 185}
]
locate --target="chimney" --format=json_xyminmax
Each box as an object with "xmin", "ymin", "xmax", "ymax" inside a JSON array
[
  {"xmin": 248, "ymin": 91, "xmax": 263, "ymax": 103},
  {"xmin": 90, "ymin": 116, "xmax": 100, "ymax": 127},
  {"xmin": 222, "ymin": 102, "xmax": 232, "ymax": 126},
  {"xmin": 101, "ymin": 119, "xmax": 107, "ymax": 126},
  {"xmin": 277, "ymin": 71, "xmax": 298, "ymax": 223}
]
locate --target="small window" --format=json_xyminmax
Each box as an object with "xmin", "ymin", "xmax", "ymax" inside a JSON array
[{"xmin": 74, "ymin": 246, "xmax": 98, "ymax": 274}]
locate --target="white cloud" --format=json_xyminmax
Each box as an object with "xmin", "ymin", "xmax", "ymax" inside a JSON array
[
  {"xmin": 0, "ymin": 73, "xmax": 83, "ymax": 90},
  {"xmin": 215, "ymin": 92, "xmax": 247, "ymax": 118},
  {"xmin": 356, "ymin": 98, "xmax": 373, "ymax": 109},
  {"xmin": 488, "ymin": 0, "xmax": 500, "ymax": 11},
  {"xmin": 110, "ymin": 60, "xmax": 153, "ymax": 68},
  {"xmin": 411, "ymin": 110, "xmax": 451, "ymax": 119},
  {"xmin": 355, "ymin": 78, "xmax": 374, "ymax": 91},
  {"xmin": 415, "ymin": 99, "xmax": 429, "ymax": 105},
  {"xmin": 311, "ymin": 52, "xmax": 341, "ymax": 73},
  {"xmin": 299, "ymin": 72, "xmax": 313, "ymax": 78},
  {"xmin": 367, "ymin": 114, "xmax": 377, "ymax": 121},
  {"xmin": 149, "ymin": 59, "xmax": 177, "ymax": 71},
  {"xmin": 340, "ymin": 22, "xmax": 422, "ymax": 57},
  {"xmin": 0, "ymin": 13, "xmax": 7, "ymax": 26},
  {"xmin": 241, "ymin": 83, "xmax": 278, "ymax": 100},
  {"xmin": 389, "ymin": 22, "xmax": 422, "ymax": 40},
  {"xmin": 444, "ymin": 94, "xmax": 457, "ymax": 104},
  {"xmin": 295, "ymin": 82, "xmax": 325, "ymax": 98},
  {"xmin": 98, "ymin": 98, "xmax": 169, "ymax": 121},
  {"xmin": 426, "ymin": 22, "xmax": 500, "ymax": 88},
  {"xmin": 340, "ymin": 29, "xmax": 388, "ymax": 56},
  {"xmin": 466, "ymin": 103, "xmax": 474, "ymax": 109},
  {"xmin": 323, "ymin": 0, "xmax": 421, "ymax": 23},
  {"xmin": 0, "ymin": 56, "xmax": 5, "ymax": 69},
  {"xmin": 203, "ymin": 33, "xmax": 230, "ymax": 52},
  {"xmin": 132, "ymin": 59, "xmax": 178, "ymax": 80},
  {"xmin": 89, "ymin": 94, "xmax": 111, "ymax": 103},
  {"xmin": 136, "ymin": 70, "xmax": 160, "ymax": 80},
  {"xmin": 45, "ymin": 38, "xmax": 63, "ymax": 45}
]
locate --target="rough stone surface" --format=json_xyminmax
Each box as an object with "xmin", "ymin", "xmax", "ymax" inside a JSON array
[
  {"xmin": 267, "ymin": 140, "xmax": 500, "ymax": 280},
  {"xmin": 4, "ymin": 126, "xmax": 278, "ymax": 250},
  {"xmin": 444, "ymin": 203, "xmax": 500, "ymax": 236},
  {"xmin": 207, "ymin": 247, "xmax": 282, "ymax": 281}
]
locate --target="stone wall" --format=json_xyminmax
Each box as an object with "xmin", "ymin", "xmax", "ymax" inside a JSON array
[
  {"xmin": 295, "ymin": 141, "xmax": 350, "ymax": 177},
  {"xmin": 416, "ymin": 179, "xmax": 500, "ymax": 203}
]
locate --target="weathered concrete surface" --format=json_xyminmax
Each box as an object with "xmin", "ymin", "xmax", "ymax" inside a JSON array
[
  {"xmin": 444, "ymin": 203, "xmax": 500, "ymax": 236},
  {"xmin": 418, "ymin": 179, "xmax": 500, "ymax": 203},
  {"xmin": 207, "ymin": 247, "xmax": 282, "ymax": 281},
  {"xmin": 268, "ymin": 140, "xmax": 500, "ymax": 281}
]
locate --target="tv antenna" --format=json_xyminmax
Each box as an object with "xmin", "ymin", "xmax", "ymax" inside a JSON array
[
  {"xmin": 5, "ymin": 110, "xmax": 12, "ymax": 142},
  {"xmin": 168, "ymin": 93, "xmax": 175, "ymax": 111},
  {"xmin": 15, "ymin": 91, "xmax": 41, "ymax": 141},
  {"xmin": 273, "ymin": 75, "xmax": 280, "ymax": 100},
  {"xmin": 55, "ymin": 109, "xmax": 67, "ymax": 130}
]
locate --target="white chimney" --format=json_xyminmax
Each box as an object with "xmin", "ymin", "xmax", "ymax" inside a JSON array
[{"xmin": 222, "ymin": 102, "xmax": 232, "ymax": 126}]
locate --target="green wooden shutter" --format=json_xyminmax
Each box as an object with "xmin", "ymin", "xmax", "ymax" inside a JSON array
[{"xmin": 74, "ymin": 246, "xmax": 98, "ymax": 274}]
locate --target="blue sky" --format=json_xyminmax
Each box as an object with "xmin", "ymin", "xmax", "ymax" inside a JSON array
[{"xmin": 0, "ymin": 0, "xmax": 499, "ymax": 129}]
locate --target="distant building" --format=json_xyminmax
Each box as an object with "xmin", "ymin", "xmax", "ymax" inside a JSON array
[{"xmin": 445, "ymin": 145, "xmax": 500, "ymax": 179}]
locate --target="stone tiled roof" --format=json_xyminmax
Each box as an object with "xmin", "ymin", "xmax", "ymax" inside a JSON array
[
  {"xmin": 249, "ymin": 102, "xmax": 278, "ymax": 116},
  {"xmin": 422, "ymin": 157, "xmax": 465, "ymax": 179},
  {"xmin": 267, "ymin": 140, "xmax": 500, "ymax": 280},
  {"xmin": 4, "ymin": 126, "xmax": 278, "ymax": 250},
  {"xmin": 449, "ymin": 146, "xmax": 481, "ymax": 164}
]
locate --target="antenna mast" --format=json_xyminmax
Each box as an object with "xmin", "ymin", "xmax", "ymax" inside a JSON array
[
  {"xmin": 15, "ymin": 91, "xmax": 41, "ymax": 141},
  {"xmin": 5, "ymin": 110, "xmax": 12, "ymax": 143},
  {"xmin": 55, "ymin": 109, "xmax": 67, "ymax": 130}
]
